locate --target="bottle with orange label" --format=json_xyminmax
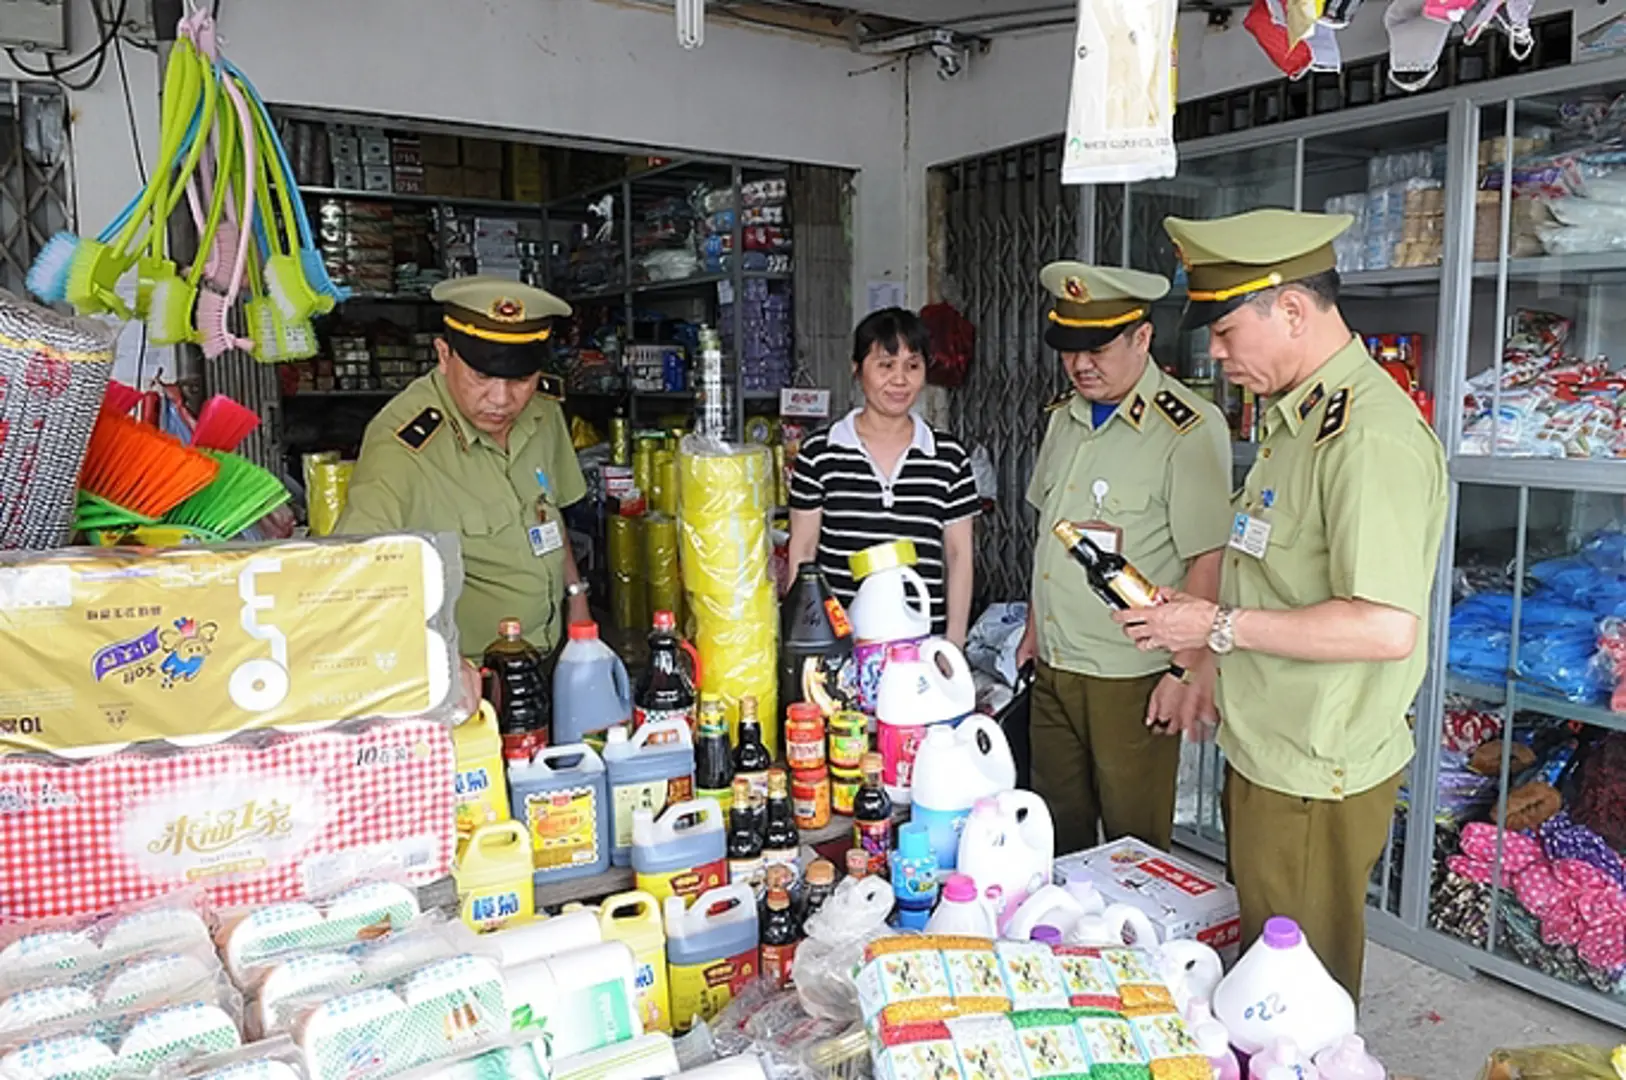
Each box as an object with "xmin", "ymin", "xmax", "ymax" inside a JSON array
[
  {"xmin": 632, "ymin": 798, "xmax": 727, "ymax": 906},
  {"xmin": 779, "ymin": 564, "xmax": 853, "ymax": 716}
]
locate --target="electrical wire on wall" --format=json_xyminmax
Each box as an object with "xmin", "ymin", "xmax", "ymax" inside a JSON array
[{"xmin": 6, "ymin": 0, "xmax": 130, "ymax": 92}]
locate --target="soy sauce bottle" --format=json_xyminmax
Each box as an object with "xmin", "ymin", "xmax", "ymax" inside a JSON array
[
  {"xmin": 727, "ymin": 776, "xmax": 766, "ymax": 897},
  {"xmin": 761, "ymin": 887, "xmax": 800, "ymax": 988},
  {"xmin": 694, "ymin": 697, "xmax": 735, "ymax": 813},
  {"xmin": 853, "ymin": 752, "xmax": 894, "ymax": 879},
  {"xmin": 734, "ymin": 697, "xmax": 772, "ymax": 801},
  {"xmin": 635, "ymin": 610, "xmax": 696, "ymax": 739},
  {"xmin": 483, "ymin": 618, "xmax": 549, "ymax": 765},
  {"xmin": 763, "ymin": 767, "xmax": 801, "ymax": 875}
]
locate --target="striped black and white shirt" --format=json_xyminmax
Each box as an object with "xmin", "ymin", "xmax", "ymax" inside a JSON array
[{"xmin": 789, "ymin": 409, "xmax": 979, "ymax": 636}]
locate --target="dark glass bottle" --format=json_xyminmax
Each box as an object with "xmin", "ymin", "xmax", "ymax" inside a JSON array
[
  {"xmin": 694, "ymin": 697, "xmax": 735, "ymax": 813},
  {"xmin": 727, "ymin": 776, "xmax": 765, "ymax": 897},
  {"xmin": 1051, "ymin": 520, "xmax": 1158, "ymax": 610},
  {"xmin": 853, "ymin": 752, "xmax": 894, "ymax": 879},
  {"xmin": 761, "ymin": 887, "xmax": 800, "ymax": 988},
  {"xmin": 635, "ymin": 610, "xmax": 695, "ymax": 739},
  {"xmin": 762, "ymin": 768, "xmax": 800, "ymax": 874},
  {"xmin": 803, "ymin": 858, "xmax": 836, "ymax": 922},
  {"xmin": 733, "ymin": 697, "xmax": 772, "ymax": 800},
  {"xmin": 483, "ymin": 618, "xmax": 549, "ymax": 765}
]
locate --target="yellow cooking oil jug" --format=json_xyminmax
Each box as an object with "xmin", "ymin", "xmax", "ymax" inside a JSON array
[
  {"xmin": 452, "ymin": 701, "xmax": 510, "ymax": 839},
  {"xmin": 600, "ymin": 890, "xmax": 672, "ymax": 1033},
  {"xmin": 457, "ymin": 820, "xmax": 536, "ymax": 933}
]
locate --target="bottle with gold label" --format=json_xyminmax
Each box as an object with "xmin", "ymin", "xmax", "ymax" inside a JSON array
[{"xmin": 1051, "ymin": 520, "xmax": 1159, "ymax": 612}]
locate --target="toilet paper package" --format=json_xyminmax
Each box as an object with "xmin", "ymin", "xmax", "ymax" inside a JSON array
[
  {"xmin": 0, "ymin": 940, "xmax": 231, "ymax": 1039},
  {"xmin": 0, "ymin": 533, "xmax": 462, "ymax": 757},
  {"xmin": 0, "ymin": 997, "xmax": 244, "ymax": 1080},
  {"xmin": 156, "ymin": 1035, "xmax": 310, "ymax": 1080},
  {"xmin": 0, "ymin": 888, "xmax": 215, "ymax": 995},
  {"xmin": 0, "ymin": 720, "xmax": 458, "ymax": 919}
]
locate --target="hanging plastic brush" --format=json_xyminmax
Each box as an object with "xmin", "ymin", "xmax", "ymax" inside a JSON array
[
  {"xmin": 146, "ymin": 42, "xmax": 224, "ymax": 341},
  {"xmin": 246, "ymin": 107, "xmax": 317, "ymax": 362},
  {"xmin": 191, "ymin": 394, "xmax": 260, "ymax": 452},
  {"xmin": 160, "ymin": 450, "xmax": 289, "ymax": 541},
  {"xmin": 239, "ymin": 74, "xmax": 331, "ymax": 324},
  {"xmin": 196, "ymin": 68, "xmax": 259, "ymax": 360},
  {"xmin": 225, "ymin": 58, "xmax": 351, "ymax": 308},
  {"xmin": 74, "ymin": 407, "xmax": 220, "ymax": 532}
]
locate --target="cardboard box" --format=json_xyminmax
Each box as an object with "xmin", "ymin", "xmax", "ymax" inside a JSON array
[
  {"xmin": 363, "ymin": 165, "xmax": 394, "ymax": 193},
  {"xmin": 393, "ymin": 166, "xmax": 426, "ymax": 196},
  {"xmin": 506, "ymin": 143, "xmax": 547, "ymax": 203},
  {"xmin": 332, "ymin": 163, "xmax": 364, "ymax": 192},
  {"xmin": 460, "ymin": 167, "xmax": 502, "ymax": 201},
  {"xmin": 424, "ymin": 165, "xmax": 462, "ymax": 197},
  {"xmin": 329, "ymin": 135, "xmax": 360, "ymax": 167},
  {"xmin": 392, "ymin": 138, "xmax": 423, "ymax": 169},
  {"xmin": 360, "ymin": 136, "xmax": 392, "ymax": 167},
  {"xmin": 420, "ymin": 133, "xmax": 461, "ymax": 167},
  {"xmin": 461, "ymin": 137, "xmax": 504, "ymax": 171},
  {"xmin": 1054, "ymin": 838, "xmax": 1242, "ymax": 964}
]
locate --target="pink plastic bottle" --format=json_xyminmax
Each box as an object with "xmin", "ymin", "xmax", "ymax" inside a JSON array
[
  {"xmin": 1196, "ymin": 1020, "xmax": 1241, "ymax": 1080},
  {"xmin": 1313, "ymin": 1036, "xmax": 1385, "ymax": 1080},
  {"xmin": 1248, "ymin": 1039, "xmax": 1321, "ymax": 1080}
]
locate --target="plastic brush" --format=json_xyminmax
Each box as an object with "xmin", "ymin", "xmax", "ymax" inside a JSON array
[
  {"xmin": 161, "ymin": 450, "xmax": 289, "ymax": 541},
  {"xmin": 242, "ymin": 82, "xmax": 327, "ymax": 322},
  {"xmin": 199, "ymin": 70, "xmax": 258, "ymax": 359},
  {"xmin": 75, "ymin": 407, "xmax": 220, "ymax": 528},
  {"xmin": 191, "ymin": 395, "xmax": 259, "ymax": 452},
  {"xmin": 102, "ymin": 380, "xmax": 145, "ymax": 416}
]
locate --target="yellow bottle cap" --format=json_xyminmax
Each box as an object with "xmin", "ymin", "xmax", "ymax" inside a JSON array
[{"xmin": 848, "ymin": 539, "xmax": 918, "ymax": 581}]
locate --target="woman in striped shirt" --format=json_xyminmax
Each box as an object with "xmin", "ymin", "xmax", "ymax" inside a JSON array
[{"xmin": 787, "ymin": 308, "xmax": 979, "ymax": 644}]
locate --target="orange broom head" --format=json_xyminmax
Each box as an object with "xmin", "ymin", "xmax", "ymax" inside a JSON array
[{"xmin": 79, "ymin": 407, "xmax": 221, "ymax": 519}]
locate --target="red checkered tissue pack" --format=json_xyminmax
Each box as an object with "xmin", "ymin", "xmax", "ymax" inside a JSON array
[{"xmin": 0, "ymin": 720, "xmax": 456, "ymax": 918}]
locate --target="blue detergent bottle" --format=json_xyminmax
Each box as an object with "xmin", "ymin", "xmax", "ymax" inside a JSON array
[{"xmin": 889, "ymin": 820, "xmax": 940, "ymax": 931}]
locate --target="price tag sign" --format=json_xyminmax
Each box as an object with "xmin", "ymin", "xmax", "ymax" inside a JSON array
[{"xmin": 780, "ymin": 388, "xmax": 831, "ymax": 419}]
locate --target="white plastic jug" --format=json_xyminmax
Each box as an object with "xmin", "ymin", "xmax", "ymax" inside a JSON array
[
  {"xmin": 924, "ymin": 873, "xmax": 998, "ymax": 938},
  {"xmin": 955, "ymin": 791, "xmax": 1053, "ymax": 932},
  {"xmin": 1213, "ymin": 916, "xmax": 1356, "ymax": 1057},
  {"xmin": 850, "ymin": 566, "xmax": 931, "ymax": 643},
  {"xmin": 1003, "ymin": 885, "xmax": 1085, "ymax": 942},
  {"xmin": 1313, "ymin": 1036, "xmax": 1387, "ymax": 1080},
  {"xmin": 1160, "ymin": 940, "xmax": 1225, "ymax": 1015},
  {"xmin": 1067, "ymin": 903, "xmax": 1160, "ymax": 949},
  {"xmin": 911, "ymin": 716, "xmax": 1016, "ymax": 869},
  {"xmin": 876, "ymin": 638, "xmax": 976, "ymax": 804}
]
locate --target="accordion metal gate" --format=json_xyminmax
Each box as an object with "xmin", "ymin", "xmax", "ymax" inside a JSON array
[{"xmin": 0, "ymin": 81, "xmax": 73, "ymax": 301}]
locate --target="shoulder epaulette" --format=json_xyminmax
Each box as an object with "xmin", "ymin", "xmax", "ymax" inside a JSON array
[
  {"xmin": 1045, "ymin": 389, "xmax": 1074, "ymax": 414},
  {"xmin": 1153, "ymin": 389, "xmax": 1201, "ymax": 434},
  {"xmin": 1315, "ymin": 387, "xmax": 1352, "ymax": 446},
  {"xmin": 537, "ymin": 373, "xmax": 565, "ymax": 402},
  {"xmin": 394, "ymin": 407, "xmax": 443, "ymax": 452}
]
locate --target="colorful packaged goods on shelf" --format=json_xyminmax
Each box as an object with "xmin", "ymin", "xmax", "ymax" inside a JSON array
[{"xmin": 0, "ymin": 534, "xmax": 461, "ymax": 757}]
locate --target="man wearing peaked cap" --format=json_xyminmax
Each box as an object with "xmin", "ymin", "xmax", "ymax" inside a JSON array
[
  {"xmin": 1114, "ymin": 209, "xmax": 1448, "ymax": 1002},
  {"xmin": 339, "ymin": 276, "xmax": 591, "ymax": 658},
  {"xmin": 1018, "ymin": 261, "xmax": 1232, "ymax": 857}
]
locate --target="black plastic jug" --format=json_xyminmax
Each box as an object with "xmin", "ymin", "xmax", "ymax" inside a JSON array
[{"xmin": 779, "ymin": 564, "xmax": 855, "ymax": 713}]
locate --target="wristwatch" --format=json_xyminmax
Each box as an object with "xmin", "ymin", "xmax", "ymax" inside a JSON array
[
  {"xmin": 1208, "ymin": 604, "xmax": 1237, "ymax": 655},
  {"xmin": 565, "ymin": 580, "xmax": 590, "ymax": 600}
]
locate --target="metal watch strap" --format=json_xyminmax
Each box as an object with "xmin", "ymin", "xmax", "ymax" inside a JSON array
[{"xmin": 1208, "ymin": 604, "xmax": 1237, "ymax": 655}]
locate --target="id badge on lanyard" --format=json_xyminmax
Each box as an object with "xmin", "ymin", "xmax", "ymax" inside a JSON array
[
  {"xmin": 527, "ymin": 468, "xmax": 564, "ymax": 558},
  {"xmin": 1076, "ymin": 478, "xmax": 1123, "ymax": 555},
  {"xmin": 1229, "ymin": 487, "xmax": 1275, "ymax": 560}
]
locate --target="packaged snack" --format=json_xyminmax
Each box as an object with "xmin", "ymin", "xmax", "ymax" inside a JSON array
[
  {"xmin": 1052, "ymin": 948, "xmax": 1121, "ymax": 1012},
  {"xmin": 993, "ymin": 943, "xmax": 1069, "ymax": 1012},
  {"xmin": 872, "ymin": 1022, "xmax": 967, "ymax": 1080},
  {"xmin": 1096, "ymin": 950, "xmax": 1173, "ymax": 1012},
  {"xmin": 858, "ymin": 938, "xmax": 954, "ymax": 1029},
  {"xmin": 1072, "ymin": 1012, "xmax": 1148, "ymax": 1079},
  {"xmin": 939, "ymin": 938, "xmax": 1011, "ymax": 1017},
  {"xmin": 1010, "ymin": 1010, "xmax": 1093, "ymax": 1080},
  {"xmin": 948, "ymin": 1015, "xmax": 1027, "ymax": 1080},
  {"xmin": 1125, "ymin": 1012, "xmax": 1210, "ymax": 1080}
]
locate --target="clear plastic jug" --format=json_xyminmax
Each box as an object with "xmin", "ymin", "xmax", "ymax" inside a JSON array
[{"xmin": 554, "ymin": 621, "xmax": 634, "ymax": 747}]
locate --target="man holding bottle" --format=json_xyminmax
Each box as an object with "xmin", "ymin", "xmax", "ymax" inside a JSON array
[
  {"xmin": 1116, "ymin": 209, "xmax": 1448, "ymax": 1002},
  {"xmin": 1017, "ymin": 261, "xmax": 1232, "ymax": 857}
]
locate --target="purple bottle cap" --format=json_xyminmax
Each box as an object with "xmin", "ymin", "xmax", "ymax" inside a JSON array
[
  {"xmin": 1262, "ymin": 916, "xmax": 1302, "ymax": 948},
  {"xmin": 1030, "ymin": 925, "xmax": 1062, "ymax": 945},
  {"xmin": 941, "ymin": 873, "xmax": 977, "ymax": 902}
]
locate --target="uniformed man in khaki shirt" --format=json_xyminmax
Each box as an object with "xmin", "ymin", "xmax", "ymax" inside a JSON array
[
  {"xmin": 1119, "ymin": 209, "xmax": 1448, "ymax": 1002},
  {"xmin": 338, "ymin": 277, "xmax": 591, "ymax": 659},
  {"xmin": 1017, "ymin": 262, "xmax": 1232, "ymax": 856}
]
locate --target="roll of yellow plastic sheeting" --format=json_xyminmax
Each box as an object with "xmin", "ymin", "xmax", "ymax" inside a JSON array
[
  {"xmin": 652, "ymin": 450, "xmax": 679, "ymax": 518},
  {"xmin": 689, "ymin": 586, "xmax": 777, "ymax": 628},
  {"xmin": 633, "ymin": 441, "xmax": 655, "ymax": 497},
  {"xmin": 645, "ymin": 514, "xmax": 679, "ymax": 579},
  {"xmin": 679, "ymin": 519, "xmax": 769, "ymax": 598},
  {"xmin": 607, "ymin": 513, "xmax": 642, "ymax": 577},
  {"xmin": 678, "ymin": 443, "xmax": 773, "ymax": 519},
  {"xmin": 648, "ymin": 578, "xmax": 684, "ymax": 627},
  {"xmin": 307, "ymin": 460, "xmax": 355, "ymax": 537},
  {"xmin": 611, "ymin": 571, "xmax": 646, "ymax": 633}
]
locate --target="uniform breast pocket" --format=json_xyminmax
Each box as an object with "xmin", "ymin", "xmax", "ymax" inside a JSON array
[
  {"xmin": 1257, "ymin": 511, "xmax": 1328, "ymax": 607},
  {"xmin": 459, "ymin": 505, "xmax": 513, "ymax": 572},
  {"xmin": 1105, "ymin": 487, "xmax": 1163, "ymax": 535}
]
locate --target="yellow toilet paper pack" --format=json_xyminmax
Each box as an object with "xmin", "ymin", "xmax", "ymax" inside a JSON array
[{"xmin": 0, "ymin": 533, "xmax": 462, "ymax": 756}]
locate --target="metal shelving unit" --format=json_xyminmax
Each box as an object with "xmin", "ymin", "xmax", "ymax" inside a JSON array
[{"xmin": 1098, "ymin": 55, "xmax": 1626, "ymax": 1027}]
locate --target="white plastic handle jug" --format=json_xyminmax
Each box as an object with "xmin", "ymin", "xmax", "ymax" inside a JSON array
[
  {"xmin": 998, "ymin": 789, "xmax": 1055, "ymax": 877},
  {"xmin": 1003, "ymin": 884, "xmax": 1086, "ymax": 941},
  {"xmin": 919, "ymin": 638, "xmax": 976, "ymax": 714},
  {"xmin": 667, "ymin": 883, "xmax": 757, "ymax": 936},
  {"xmin": 952, "ymin": 714, "xmax": 1018, "ymax": 789},
  {"xmin": 1070, "ymin": 903, "xmax": 1159, "ymax": 948}
]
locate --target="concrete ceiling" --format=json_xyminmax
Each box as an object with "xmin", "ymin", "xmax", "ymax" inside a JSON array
[{"xmin": 804, "ymin": 0, "xmax": 1071, "ymax": 20}]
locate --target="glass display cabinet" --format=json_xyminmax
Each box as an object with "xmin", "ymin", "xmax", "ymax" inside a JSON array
[{"xmin": 1091, "ymin": 59, "xmax": 1626, "ymax": 1025}]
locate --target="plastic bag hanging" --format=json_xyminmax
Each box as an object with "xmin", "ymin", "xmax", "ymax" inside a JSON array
[
  {"xmin": 1384, "ymin": 0, "xmax": 1454, "ymax": 91},
  {"xmin": 1060, "ymin": 0, "xmax": 1178, "ymax": 185}
]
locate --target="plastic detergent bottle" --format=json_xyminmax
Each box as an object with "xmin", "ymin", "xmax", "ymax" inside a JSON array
[
  {"xmin": 603, "ymin": 719, "xmax": 696, "ymax": 867},
  {"xmin": 779, "ymin": 563, "xmax": 853, "ymax": 713},
  {"xmin": 956, "ymin": 791, "xmax": 1053, "ymax": 932},
  {"xmin": 664, "ymin": 884, "xmax": 759, "ymax": 1033},
  {"xmin": 924, "ymin": 872, "xmax": 996, "ymax": 938},
  {"xmin": 1005, "ymin": 884, "xmax": 1087, "ymax": 943},
  {"xmin": 910, "ymin": 714, "xmax": 1016, "ymax": 868},
  {"xmin": 632, "ymin": 798, "xmax": 728, "ymax": 907},
  {"xmin": 889, "ymin": 821, "xmax": 939, "ymax": 931},
  {"xmin": 451, "ymin": 701, "xmax": 510, "ymax": 839},
  {"xmin": 875, "ymin": 638, "xmax": 976, "ymax": 804},
  {"xmin": 1214, "ymin": 916, "xmax": 1356, "ymax": 1056},
  {"xmin": 1313, "ymin": 1036, "xmax": 1386, "ymax": 1080},
  {"xmin": 1249, "ymin": 1040, "xmax": 1322, "ymax": 1080},
  {"xmin": 553, "ymin": 621, "xmax": 633, "ymax": 748},
  {"xmin": 599, "ymin": 891, "xmax": 673, "ymax": 1034},
  {"xmin": 849, "ymin": 540, "xmax": 932, "ymax": 711},
  {"xmin": 507, "ymin": 743, "xmax": 610, "ymax": 884},
  {"xmin": 455, "ymin": 820, "xmax": 536, "ymax": 934}
]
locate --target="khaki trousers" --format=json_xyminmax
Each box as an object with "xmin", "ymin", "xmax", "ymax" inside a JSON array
[
  {"xmin": 1223, "ymin": 765, "xmax": 1405, "ymax": 1005},
  {"xmin": 1028, "ymin": 660, "xmax": 1179, "ymax": 857}
]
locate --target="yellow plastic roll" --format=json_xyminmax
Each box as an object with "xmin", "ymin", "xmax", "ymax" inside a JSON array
[
  {"xmin": 690, "ymin": 586, "xmax": 777, "ymax": 628},
  {"xmin": 633, "ymin": 441, "xmax": 655, "ymax": 498},
  {"xmin": 773, "ymin": 444, "xmax": 786, "ymax": 509},
  {"xmin": 678, "ymin": 444, "xmax": 773, "ymax": 519},
  {"xmin": 607, "ymin": 513, "xmax": 642, "ymax": 577},
  {"xmin": 611, "ymin": 571, "xmax": 646, "ymax": 633},
  {"xmin": 302, "ymin": 450, "xmax": 339, "ymax": 499},
  {"xmin": 307, "ymin": 460, "xmax": 355, "ymax": 537},
  {"xmin": 652, "ymin": 450, "xmax": 679, "ymax": 518},
  {"xmin": 680, "ymin": 518, "xmax": 769, "ymax": 598}
]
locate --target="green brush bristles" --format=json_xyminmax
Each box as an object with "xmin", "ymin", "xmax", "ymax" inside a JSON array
[{"xmin": 161, "ymin": 450, "xmax": 289, "ymax": 541}]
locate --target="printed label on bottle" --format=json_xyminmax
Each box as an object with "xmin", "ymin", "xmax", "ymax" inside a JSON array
[
  {"xmin": 525, "ymin": 786, "xmax": 600, "ymax": 870},
  {"xmin": 825, "ymin": 597, "xmax": 852, "ymax": 638},
  {"xmin": 669, "ymin": 948, "xmax": 758, "ymax": 1033},
  {"xmin": 634, "ymin": 705, "xmax": 694, "ymax": 739},
  {"xmin": 878, "ymin": 721, "xmax": 930, "ymax": 792},
  {"xmin": 1109, "ymin": 565, "xmax": 1159, "ymax": 609},
  {"xmin": 738, "ymin": 769, "xmax": 769, "ymax": 802},
  {"xmin": 762, "ymin": 940, "xmax": 799, "ymax": 988},
  {"xmin": 764, "ymin": 848, "xmax": 800, "ymax": 877},
  {"xmin": 696, "ymin": 785, "xmax": 733, "ymax": 817},
  {"xmin": 729, "ymin": 855, "xmax": 766, "ymax": 897},
  {"xmin": 639, "ymin": 857, "xmax": 726, "ymax": 905},
  {"xmin": 613, "ymin": 778, "xmax": 673, "ymax": 849},
  {"xmin": 855, "ymin": 817, "xmax": 893, "ymax": 877},
  {"xmin": 463, "ymin": 887, "xmax": 528, "ymax": 933}
]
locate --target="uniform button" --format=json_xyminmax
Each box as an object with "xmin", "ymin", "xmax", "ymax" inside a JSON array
[
  {"xmin": 1331, "ymin": 785, "xmax": 1343, "ymax": 796},
  {"xmin": 1334, "ymin": 768, "xmax": 1345, "ymax": 778},
  {"xmin": 1261, "ymin": 448, "xmax": 1271, "ymax": 459},
  {"xmin": 1043, "ymin": 573, "xmax": 1051, "ymax": 582}
]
